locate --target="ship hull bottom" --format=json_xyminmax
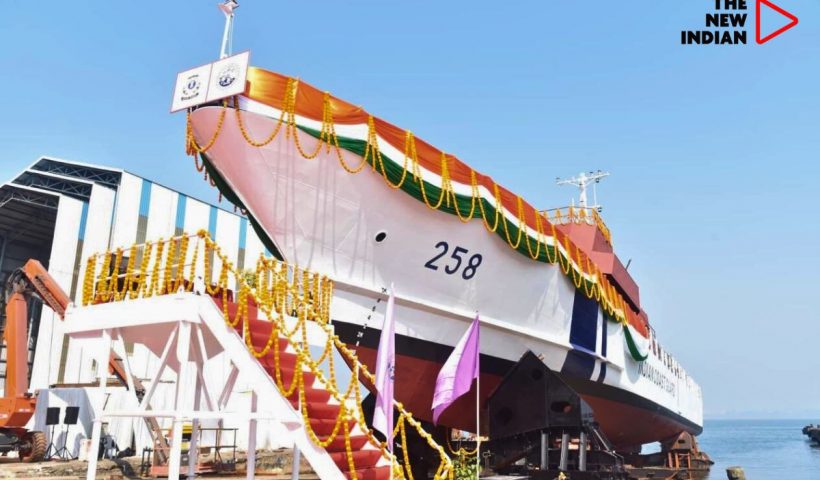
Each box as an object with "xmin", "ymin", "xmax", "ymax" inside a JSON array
[{"xmin": 333, "ymin": 320, "xmax": 701, "ymax": 450}]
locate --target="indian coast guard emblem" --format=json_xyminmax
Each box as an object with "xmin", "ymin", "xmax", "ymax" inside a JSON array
[
  {"xmin": 181, "ymin": 75, "xmax": 201, "ymax": 100},
  {"xmin": 216, "ymin": 63, "xmax": 239, "ymax": 89}
]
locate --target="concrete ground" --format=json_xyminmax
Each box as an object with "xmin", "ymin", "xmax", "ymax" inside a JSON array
[{"xmin": 0, "ymin": 449, "xmax": 316, "ymax": 479}]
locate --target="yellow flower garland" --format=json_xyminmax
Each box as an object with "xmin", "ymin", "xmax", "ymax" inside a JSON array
[
  {"xmin": 184, "ymin": 85, "xmax": 633, "ymax": 328},
  {"xmin": 81, "ymin": 231, "xmax": 454, "ymax": 480}
]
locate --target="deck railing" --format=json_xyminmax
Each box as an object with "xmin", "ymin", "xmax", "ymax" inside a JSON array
[{"xmin": 542, "ymin": 206, "xmax": 613, "ymax": 245}]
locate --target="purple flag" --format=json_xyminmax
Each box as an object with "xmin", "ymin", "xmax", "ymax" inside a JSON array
[
  {"xmin": 432, "ymin": 315, "xmax": 480, "ymax": 424},
  {"xmin": 372, "ymin": 285, "xmax": 396, "ymax": 445}
]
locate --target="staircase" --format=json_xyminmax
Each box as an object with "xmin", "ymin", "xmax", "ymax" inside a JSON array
[
  {"xmin": 80, "ymin": 231, "xmax": 451, "ymax": 479},
  {"xmin": 215, "ymin": 295, "xmax": 391, "ymax": 480}
]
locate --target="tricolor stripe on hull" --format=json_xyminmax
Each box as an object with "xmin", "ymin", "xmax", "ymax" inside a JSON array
[
  {"xmin": 199, "ymin": 91, "xmax": 650, "ymax": 340},
  {"xmin": 193, "ymin": 68, "xmax": 650, "ymax": 337}
]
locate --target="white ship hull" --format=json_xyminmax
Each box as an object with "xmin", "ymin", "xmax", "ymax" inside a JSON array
[{"xmin": 189, "ymin": 98, "xmax": 703, "ymax": 448}]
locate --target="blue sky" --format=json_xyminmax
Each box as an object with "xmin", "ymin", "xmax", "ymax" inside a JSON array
[{"xmin": 1, "ymin": 1, "xmax": 818, "ymax": 418}]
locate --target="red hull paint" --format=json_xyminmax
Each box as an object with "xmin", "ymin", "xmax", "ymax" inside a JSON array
[
  {"xmin": 580, "ymin": 395, "xmax": 689, "ymax": 450},
  {"xmin": 348, "ymin": 344, "xmax": 694, "ymax": 449},
  {"xmin": 348, "ymin": 344, "xmax": 498, "ymax": 434}
]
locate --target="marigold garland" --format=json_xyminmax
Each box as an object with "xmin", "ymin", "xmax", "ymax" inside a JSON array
[
  {"xmin": 184, "ymin": 77, "xmax": 645, "ymax": 331},
  {"xmin": 82, "ymin": 231, "xmax": 454, "ymax": 480}
]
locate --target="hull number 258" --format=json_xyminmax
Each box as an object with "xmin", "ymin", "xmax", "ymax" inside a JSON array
[{"xmin": 424, "ymin": 241, "xmax": 482, "ymax": 280}]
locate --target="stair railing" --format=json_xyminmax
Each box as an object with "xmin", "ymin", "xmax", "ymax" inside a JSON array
[{"xmin": 82, "ymin": 230, "xmax": 454, "ymax": 480}]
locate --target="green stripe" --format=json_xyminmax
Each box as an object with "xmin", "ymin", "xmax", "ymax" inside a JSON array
[
  {"xmin": 201, "ymin": 125, "xmax": 637, "ymax": 346},
  {"xmin": 623, "ymin": 325, "xmax": 650, "ymax": 361},
  {"xmin": 298, "ymin": 125, "xmax": 605, "ymax": 296},
  {"xmin": 298, "ymin": 127, "xmax": 650, "ymax": 355}
]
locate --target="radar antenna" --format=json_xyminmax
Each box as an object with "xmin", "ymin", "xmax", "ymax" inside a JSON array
[
  {"xmin": 218, "ymin": 1, "xmax": 239, "ymax": 59},
  {"xmin": 555, "ymin": 170, "xmax": 610, "ymax": 210}
]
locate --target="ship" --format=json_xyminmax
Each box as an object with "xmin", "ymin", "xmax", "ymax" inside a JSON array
[{"xmin": 185, "ymin": 58, "xmax": 703, "ymax": 452}]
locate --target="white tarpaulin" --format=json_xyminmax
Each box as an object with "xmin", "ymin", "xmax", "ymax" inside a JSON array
[{"xmin": 31, "ymin": 362, "xmax": 312, "ymax": 457}]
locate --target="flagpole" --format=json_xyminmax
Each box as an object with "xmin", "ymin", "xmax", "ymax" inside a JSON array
[
  {"xmin": 475, "ymin": 365, "xmax": 481, "ymax": 478},
  {"xmin": 475, "ymin": 312, "xmax": 480, "ymax": 479},
  {"xmin": 374, "ymin": 284, "xmax": 396, "ymax": 480},
  {"xmin": 389, "ymin": 286, "xmax": 394, "ymax": 480},
  {"xmin": 432, "ymin": 312, "xmax": 481, "ymax": 477},
  {"xmin": 475, "ymin": 358, "xmax": 480, "ymax": 478},
  {"xmin": 219, "ymin": 13, "xmax": 233, "ymax": 58},
  {"xmin": 219, "ymin": 1, "xmax": 238, "ymax": 59}
]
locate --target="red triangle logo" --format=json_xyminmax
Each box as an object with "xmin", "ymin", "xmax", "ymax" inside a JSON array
[{"xmin": 756, "ymin": 0, "xmax": 799, "ymax": 44}]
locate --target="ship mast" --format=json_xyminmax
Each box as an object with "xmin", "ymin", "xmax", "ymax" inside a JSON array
[
  {"xmin": 556, "ymin": 170, "xmax": 609, "ymax": 210},
  {"xmin": 218, "ymin": 1, "xmax": 239, "ymax": 59}
]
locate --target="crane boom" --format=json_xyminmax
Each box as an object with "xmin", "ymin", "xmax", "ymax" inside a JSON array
[
  {"xmin": 18, "ymin": 259, "xmax": 70, "ymax": 317},
  {"xmin": 2, "ymin": 259, "xmax": 168, "ymax": 462}
]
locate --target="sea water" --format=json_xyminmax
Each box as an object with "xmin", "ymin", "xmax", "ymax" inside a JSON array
[{"xmin": 697, "ymin": 419, "xmax": 820, "ymax": 479}]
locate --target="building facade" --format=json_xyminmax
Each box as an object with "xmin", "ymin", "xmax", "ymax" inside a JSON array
[{"xmin": 0, "ymin": 157, "xmax": 287, "ymax": 451}]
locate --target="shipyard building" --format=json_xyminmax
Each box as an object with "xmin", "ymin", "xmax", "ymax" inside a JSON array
[{"xmin": 0, "ymin": 156, "xmax": 279, "ymax": 452}]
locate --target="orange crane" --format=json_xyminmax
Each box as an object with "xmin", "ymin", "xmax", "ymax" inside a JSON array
[{"xmin": 0, "ymin": 259, "xmax": 168, "ymax": 463}]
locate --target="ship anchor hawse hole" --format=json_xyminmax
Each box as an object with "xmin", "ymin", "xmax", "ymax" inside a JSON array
[{"xmin": 374, "ymin": 231, "xmax": 387, "ymax": 243}]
